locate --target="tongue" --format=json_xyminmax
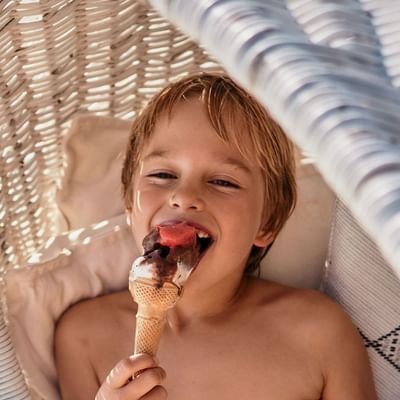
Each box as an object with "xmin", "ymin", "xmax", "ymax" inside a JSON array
[{"xmin": 159, "ymin": 222, "xmax": 197, "ymax": 248}]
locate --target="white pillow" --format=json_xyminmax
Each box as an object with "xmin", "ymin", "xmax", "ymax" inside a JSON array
[
  {"xmin": 56, "ymin": 114, "xmax": 335, "ymax": 290},
  {"xmin": 56, "ymin": 114, "xmax": 132, "ymax": 231},
  {"xmin": 261, "ymin": 161, "xmax": 335, "ymax": 289}
]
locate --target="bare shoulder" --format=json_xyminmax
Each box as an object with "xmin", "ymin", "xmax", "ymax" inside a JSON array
[
  {"xmin": 249, "ymin": 278, "xmax": 377, "ymax": 399},
  {"xmin": 251, "ymin": 278, "xmax": 363, "ymax": 351},
  {"xmin": 56, "ymin": 290, "xmax": 134, "ymax": 342},
  {"xmin": 251, "ymin": 278, "xmax": 353, "ymax": 325},
  {"xmin": 55, "ymin": 290, "xmax": 135, "ymax": 399}
]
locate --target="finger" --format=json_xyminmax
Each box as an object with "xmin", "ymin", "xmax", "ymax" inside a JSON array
[
  {"xmin": 106, "ymin": 353, "xmax": 158, "ymax": 389},
  {"xmin": 123, "ymin": 367, "xmax": 166, "ymax": 399}
]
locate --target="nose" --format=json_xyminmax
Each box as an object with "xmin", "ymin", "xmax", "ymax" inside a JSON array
[{"xmin": 168, "ymin": 184, "xmax": 204, "ymax": 211}]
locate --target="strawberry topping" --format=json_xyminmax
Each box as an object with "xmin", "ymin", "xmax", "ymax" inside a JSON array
[{"xmin": 158, "ymin": 222, "xmax": 197, "ymax": 247}]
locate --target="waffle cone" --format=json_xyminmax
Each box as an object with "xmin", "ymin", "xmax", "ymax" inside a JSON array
[{"xmin": 130, "ymin": 278, "xmax": 180, "ymax": 356}]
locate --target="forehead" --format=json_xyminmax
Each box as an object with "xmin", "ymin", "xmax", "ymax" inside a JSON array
[
  {"xmin": 143, "ymin": 100, "xmax": 230, "ymax": 157},
  {"xmin": 143, "ymin": 97, "xmax": 257, "ymax": 164}
]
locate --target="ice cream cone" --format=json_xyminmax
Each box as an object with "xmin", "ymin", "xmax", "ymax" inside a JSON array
[
  {"xmin": 128, "ymin": 222, "xmax": 207, "ymax": 356},
  {"xmin": 130, "ymin": 278, "xmax": 180, "ymax": 356}
]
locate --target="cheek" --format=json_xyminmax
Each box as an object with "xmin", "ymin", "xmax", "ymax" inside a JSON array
[
  {"xmin": 131, "ymin": 186, "xmax": 165, "ymax": 221},
  {"xmin": 220, "ymin": 200, "xmax": 258, "ymax": 244},
  {"xmin": 251, "ymin": 183, "xmax": 266, "ymax": 227},
  {"xmin": 238, "ymin": 192, "xmax": 264, "ymax": 226},
  {"xmin": 228, "ymin": 191, "xmax": 266, "ymax": 245},
  {"xmin": 132, "ymin": 189, "xmax": 144, "ymax": 215},
  {"xmin": 129, "ymin": 189, "xmax": 156, "ymax": 250}
]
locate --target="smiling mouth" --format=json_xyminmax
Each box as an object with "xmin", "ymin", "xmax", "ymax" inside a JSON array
[
  {"xmin": 144, "ymin": 225, "xmax": 214, "ymax": 261},
  {"xmin": 139, "ymin": 222, "xmax": 214, "ymax": 287},
  {"xmin": 196, "ymin": 230, "xmax": 213, "ymax": 257}
]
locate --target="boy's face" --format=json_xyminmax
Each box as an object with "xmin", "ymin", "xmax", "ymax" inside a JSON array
[{"xmin": 127, "ymin": 98, "xmax": 273, "ymax": 286}]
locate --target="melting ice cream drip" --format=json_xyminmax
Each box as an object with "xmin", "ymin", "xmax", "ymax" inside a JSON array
[{"xmin": 130, "ymin": 221, "xmax": 212, "ymax": 289}]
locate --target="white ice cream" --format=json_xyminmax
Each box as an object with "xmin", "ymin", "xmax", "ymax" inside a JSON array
[{"xmin": 129, "ymin": 255, "xmax": 193, "ymax": 289}]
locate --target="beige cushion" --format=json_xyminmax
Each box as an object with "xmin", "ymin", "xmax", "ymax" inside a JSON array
[
  {"xmin": 4, "ymin": 215, "xmax": 139, "ymax": 400},
  {"xmin": 2, "ymin": 115, "xmax": 335, "ymax": 400},
  {"xmin": 56, "ymin": 115, "xmax": 132, "ymax": 231},
  {"xmin": 261, "ymin": 161, "xmax": 335, "ymax": 289},
  {"xmin": 55, "ymin": 114, "xmax": 335, "ymax": 288}
]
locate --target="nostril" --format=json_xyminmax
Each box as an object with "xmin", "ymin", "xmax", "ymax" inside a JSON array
[{"xmin": 169, "ymin": 191, "xmax": 203, "ymax": 210}]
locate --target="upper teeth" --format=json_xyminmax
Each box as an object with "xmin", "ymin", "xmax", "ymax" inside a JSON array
[{"xmin": 197, "ymin": 231, "xmax": 209, "ymax": 238}]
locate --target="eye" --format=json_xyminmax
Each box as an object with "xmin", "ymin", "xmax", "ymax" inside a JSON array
[
  {"xmin": 210, "ymin": 179, "xmax": 240, "ymax": 188},
  {"xmin": 147, "ymin": 172, "xmax": 177, "ymax": 180}
]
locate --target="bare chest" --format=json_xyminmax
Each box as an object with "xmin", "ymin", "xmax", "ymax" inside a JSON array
[
  {"xmin": 93, "ymin": 290, "xmax": 324, "ymax": 400},
  {"xmin": 158, "ymin": 323, "xmax": 323, "ymax": 400}
]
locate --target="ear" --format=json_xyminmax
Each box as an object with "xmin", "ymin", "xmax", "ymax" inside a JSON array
[{"xmin": 253, "ymin": 229, "xmax": 275, "ymax": 248}]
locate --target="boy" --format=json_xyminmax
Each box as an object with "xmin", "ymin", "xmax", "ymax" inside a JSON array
[{"xmin": 55, "ymin": 73, "xmax": 377, "ymax": 399}]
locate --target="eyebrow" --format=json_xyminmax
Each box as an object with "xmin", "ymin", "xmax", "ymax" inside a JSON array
[
  {"xmin": 218, "ymin": 156, "xmax": 251, "ymax": 175},
  {"xmin": 143, "ymin": 150, "xmax": 170, "ymax": 162},
  {"xmin": 143, "ymin": 150, "xmax": 251, "ymax": 175}
]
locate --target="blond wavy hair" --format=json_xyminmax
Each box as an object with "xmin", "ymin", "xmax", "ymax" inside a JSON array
[{"xmin": 121, "ymin": 73, "xmax": 296, "ymax": 274}]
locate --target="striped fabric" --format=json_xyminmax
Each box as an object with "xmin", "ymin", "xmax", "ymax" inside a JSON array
[{"xmin": 323, "ymin": 200, "xmax": 400, "ymax": 399}]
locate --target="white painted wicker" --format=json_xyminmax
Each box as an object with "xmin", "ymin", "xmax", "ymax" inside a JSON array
[
  {"xmin": 151, "ymin": 0, "xmax": 400, "ymax": 273},
  {"xmin": 0, "ymin": 1, "xmax": 220, "ymax": 398},
  {"xmin": 0, "ymin": 0, "xmax": 220, "ymax": 275}
]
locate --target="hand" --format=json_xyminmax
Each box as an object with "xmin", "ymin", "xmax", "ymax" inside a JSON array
[{"xmin": 95, "ymin": 353, "xmax": 167, "ymax": 399}]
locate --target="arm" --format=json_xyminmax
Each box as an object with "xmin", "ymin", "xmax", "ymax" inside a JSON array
[
  {"xmin": 318, "ymin": 300, "xmax": 377, "ymax": 399},
  {"xmin": 55, "ymin": 304, "xmax": 101, "ymax": 400},
  {"xmin": 55, "ymin": 300, "xmax": 167, "ymax": 400}
]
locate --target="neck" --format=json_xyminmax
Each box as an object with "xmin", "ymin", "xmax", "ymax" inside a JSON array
[{"xmin": 165, "ymin": 271, "xmax": 249, "ymax": 332}]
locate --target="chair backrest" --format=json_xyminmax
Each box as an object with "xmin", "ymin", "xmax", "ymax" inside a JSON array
[{"xmin": 323, "ymin": 200, "xmax": 400, "ymax": 399}]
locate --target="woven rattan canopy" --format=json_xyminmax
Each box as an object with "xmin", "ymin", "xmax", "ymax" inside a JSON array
[
  {"xmin": 0, "ymin": 0, "xmax": 221, "ymax": 275},
  {"xmin": 0, "ymin": 1, "xmax": 400, "ymax": 399},
  {"xmin": 152, "ymin": 0, "xmax": 400, "ymax": 275},
  {"xmin": 2, "ymin": 0, "xmax": 400, "ymax": 277}
]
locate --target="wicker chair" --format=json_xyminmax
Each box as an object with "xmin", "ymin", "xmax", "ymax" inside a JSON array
[{"xmin": 0, "ymin": 1, "xmax": 399, "ymax": 399}]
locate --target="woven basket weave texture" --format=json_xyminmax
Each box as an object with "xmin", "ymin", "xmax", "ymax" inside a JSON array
[{"xmin": 0, "ymin": 0, "xmax": 220, "ymax": 275}]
